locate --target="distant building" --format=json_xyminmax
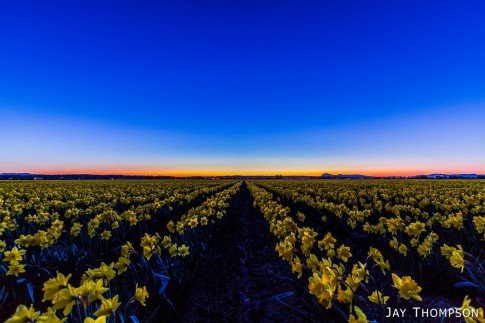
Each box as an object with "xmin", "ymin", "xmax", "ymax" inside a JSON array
[{"xmin": 33, "ymin": 177, "xmax": 44, "ymax": 180}]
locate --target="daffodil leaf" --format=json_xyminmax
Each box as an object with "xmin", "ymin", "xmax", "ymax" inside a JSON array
[
  {"xmin": 454, "ymin": 282, "xmax": 479, "ymax": 288},
  {"xmin": 26, "ymin": 283, "xmax": 34, "ymax": 303},
  {"xmin": 153, "ymin": 273, "xmax": 170, "ymax": 280}
]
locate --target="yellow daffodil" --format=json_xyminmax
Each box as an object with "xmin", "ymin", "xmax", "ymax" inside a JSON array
[
  {"xmin": 308, "ymin": 272, "xmax": 335, "ymax": 309},
  {"xmin": 318, "ymin": 233, "xmax": 336, "ymax": 250},
  {"xmin": 120, "ymin": 241, "xmax": 134, "ymax": 257},
  {"xmin": 134, "ymin": 285, "xmax": 149, "ymax": 306},
  {"xmin": 52, "ymin": 284, "xmax": 81, "ymax": 316},
  {"xmin": 337, "ymin": 285, "xmax": 354, "ymax": 304},
  {"xmin": 177, "ymin": 244, "xmax": 190, "ymax": 257},
  {"xmin": 337, "ymin": 244, "xmax": 352, "ymax": 262},
  {"xmin": 43, "ymin": 272, "xmax": 72, "ymax": 302},
  {"xmin": 114, "ymin": 256, "xmax": 131, "ymax": 275},
  {"xmin": 100, "ymin": 230, "xmax": 111, "ymax": 240},
  {"xmin": 85, "ymin": 262, "xmax": 116, "ymax": 283},
  {"xmin": 84, "ymin": 316, "xmax": 107, "ymax": 323},
  {"xmin": 79, "ymin": 279, "xmax": 109, "ymax": 306},
  {"xmin": 70, "ymin": 223, "xmax": 83, "ymax": 237},
  {"xmin": 306, "ymin": 254, "xmax": 320, "ymax": 272},
  {"xmin": 461, "ymin": 295, "xmax": 485, "ymax": 323},
  {"xmin": 94, "ymin": 295, "xmax": 121, "ymax": 317},
  {"xmin": 37, "ymin": 307, "xmax": 67, "ymax": 323},
  {"xmin": 376, "ymin": 258, "xmax": 390, "ymax": 275},
  {"xmin": 348, "ymin": 306, "xmax": 368, "ymax": 323},
  {"xmin": 368, "ymin": 290, "xmax": 389, "ymax": 304},
  {"xmin": 6, "ymin": 261, "xmax": 26, "ymax": 276},
  {"xmin": 3, "ymin": 246, "xmax": 26, "ymax": 264},
  {"xmin": 391, "ymin": 273, "xmax": 422, "ymax": 301},
  {"xmin": 450, "ymin": 245, "xmax": 465, "ymax": 272},
  {"xmin": 291, "ymin": 256, "xmax": 302, "ymax": 279},
  {"xmin": 398, "ymin": 243, "xmax": 407, "ymax": 256},
  {"xmin": 5, "ymin": 304, "xmax": 40, "ymax": 323}
]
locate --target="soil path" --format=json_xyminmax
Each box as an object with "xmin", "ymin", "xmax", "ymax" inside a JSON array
[{"xmin": 175, "ymin": 182, "xmax": 322, "ymax": 322}]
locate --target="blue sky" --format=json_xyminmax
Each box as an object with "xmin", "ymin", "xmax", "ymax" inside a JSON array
[{"xmin": 1, "ymin": 1, "xmax": 485, "ymax": 175}]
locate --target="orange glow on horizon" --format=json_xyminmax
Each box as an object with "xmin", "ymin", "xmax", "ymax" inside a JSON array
[{"xmin": 20, "ymin": 166, "xmax": 485, "ymax": 177}]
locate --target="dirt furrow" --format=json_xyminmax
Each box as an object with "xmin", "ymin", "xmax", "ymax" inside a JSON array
[{"xmin": 175, "ymin": 182, "xmax": 318, "ymax": 322}]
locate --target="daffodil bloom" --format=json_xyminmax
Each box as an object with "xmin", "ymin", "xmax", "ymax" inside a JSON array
[
  {"xmin": 177, "ymin": 244, "xmax": 190, "ymax": 257},
  {"xmin": 114, "ymin": 257, "xmax": 131, "ymax": 275},
  {"xmin": 336, "ymin": 285, "xmax": 354, "ymax": 304},
  {"xmin": 368, "ymin": 290, "xmax": 389, "ymax": 304},
  {"xmin": 168, "ymin": 244, "xmax": 178, "ymax": 256},
  {"xmin": 0, "ymin": 239, "xmax": 6, "ymax": 252},
  {"xmin": 84, "ymin": 316, "xmax": 107, "ymax": 323},
  {"xmin": 352, "ymin": 262, "xmax": 368, "ymax": 283},
  {"xmin": 6, "ymin": 261, "xmax": 26, "ymax": 276},
  {"xmin": 398, "ymin": 244, "xmax": 407, "ymax": 256},
  {"xmin": 79, "ymin": 279, "xmax": 109, "ymax": 307},
  {"xmin": 389, "ymin": 237, "xmax": 399, "ymax": 249},
  {"xmin": 37, "ymin": 307, "xmax": 67, "ymax": 323},
  {"xmin": 100, "ymin": 230, "xmax": 111, "ymax": 240},
  {"xmin": 376, "ymin": 259, "xmax": 390, "ymax": 275},
  {"xmin": 337, "ymin": 244, "xmax": 352, "ymax": 262},
  {"xmin": 308, "ymin": 272, "xmax": 335, "ymax": 309},
  {"xmin": 391, "ymin": 273, "xmax": 422, "ymax": 301},
  {"xmin": 348, "ymin": 306, "xmax": 368, "ymax": 323},
  {"xmin": 461, "ymin": 295, "xmax": 485, "ymax": 323},
  {"xmin": 306, "ymin": 254, "xmax": 319, "ymax": 272},
  {"xmin": 85, "ymin": 262, "xmax": 116, "ymax": 283},
  {"xmin": 188, "ymin": 217, "xmax": 198, "ymax": 228},
  {"xmin": 5, "ymin": 304, "xmax": 40, "ymax": 323},
  {"xmin": 439, "ymin": 243, "xmax": 453, "ymax": 257},
  {"xmin": 94, "ymin": 295, "xmax": 121, "ymax": 317},
  {"xmin": 326, "ymin": 248, "xmax": 336, "ymax": 258},
  {"xmin": 43, "ymin": 272, "xmax": 72, "ymax": 302},
  {"xmin": 291, "ymin": 256, "xmax": 302, "ymax": 279},
  {"xmin": 52, "ymin": 285, "xmax": 81, "ymax": 316},
  {"xmin": 3, "ymin": 246, "xmax": 26, "ymax": 264},
  {"xmin": 143, "ymin": 245, "xmax": 153, "ymax": 260},
  {"xmin": 166, "ymin": 220, "xmax": 175, "ymax": 233},
  {"xmin": 120, "ymin": 241, "xmax": 134, "ymax": 257},
  {"xmin": 200, "ymin": 217, "xmax": 208, "ymax": 225},
  {"xmin": 70, "ymin": 223, "xmax": 83, "ymax": 237},
  {"xmin": 368, "ymin": 247, "xmax": 383, "ymax": 263},
  {"xmin": 134, "ymin": 285, "xmax": 149, "ymax": 306},
  {"xmin": 450, "ymin": 245, "xmax": 465, "ymax": 273},
  {"xmin": 318, "ymin": 233, "xmax": 336, "ymax": 250}
]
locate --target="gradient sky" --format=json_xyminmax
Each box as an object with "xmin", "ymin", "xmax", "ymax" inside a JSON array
[{"xmin": 1, "ymin": 1, "xmax": 485, "ymax": 176}]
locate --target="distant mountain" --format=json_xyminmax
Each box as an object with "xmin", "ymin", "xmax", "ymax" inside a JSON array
[
  {"xmin": 425, "ymin": 173, "xmax": 479, "ymax": 179},
  {"xmin": 321, "ymin": 173, "xmax": 375, "ymax": 179},
  {"xmin": 0, "ymin": 172, "xmax": 35, "ymax": 176},
  {"xmin": 0, "ymin": 173, "xmax": 176, "ymax": 180}
]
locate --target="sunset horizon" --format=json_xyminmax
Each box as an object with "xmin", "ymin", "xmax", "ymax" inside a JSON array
[{"xmin": 4, "ymin": 167, "xmax": 485, "ymax": 178}]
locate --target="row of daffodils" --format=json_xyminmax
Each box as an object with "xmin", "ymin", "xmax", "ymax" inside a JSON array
[
  {"xmin": 1, "ymin": 180, "xmax": 241, "ymax": 322},
  {"xmin": 248, "ymin": 181, "xmax": 484, "ymax": 322}
]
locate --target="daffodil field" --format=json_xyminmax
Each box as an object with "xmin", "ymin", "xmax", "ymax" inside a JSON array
[
  {"xmin": 0, "ymin": 180, "xmax": 241, "ymax": 322},
  {"xmin": 248, "ymin": 180, "xmax": 485, "ymax": 322},
  {"xmin": 1, "ymin": 179, "xmax": 484, "ymax": 322}
]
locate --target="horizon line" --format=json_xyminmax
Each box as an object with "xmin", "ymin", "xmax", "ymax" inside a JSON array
[{"xmin": 2, "ymin": 170, "xmax": 484, "ymax": 178}]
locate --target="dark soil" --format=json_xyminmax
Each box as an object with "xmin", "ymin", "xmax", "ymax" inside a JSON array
[{"xmin": 173, "ymin": 182, "xmax": 331, "ymax": 322}]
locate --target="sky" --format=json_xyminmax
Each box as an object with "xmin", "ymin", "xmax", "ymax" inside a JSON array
[{"xmin": 1, "ymin": 1, "xmax": 485, "ymax": 176}]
